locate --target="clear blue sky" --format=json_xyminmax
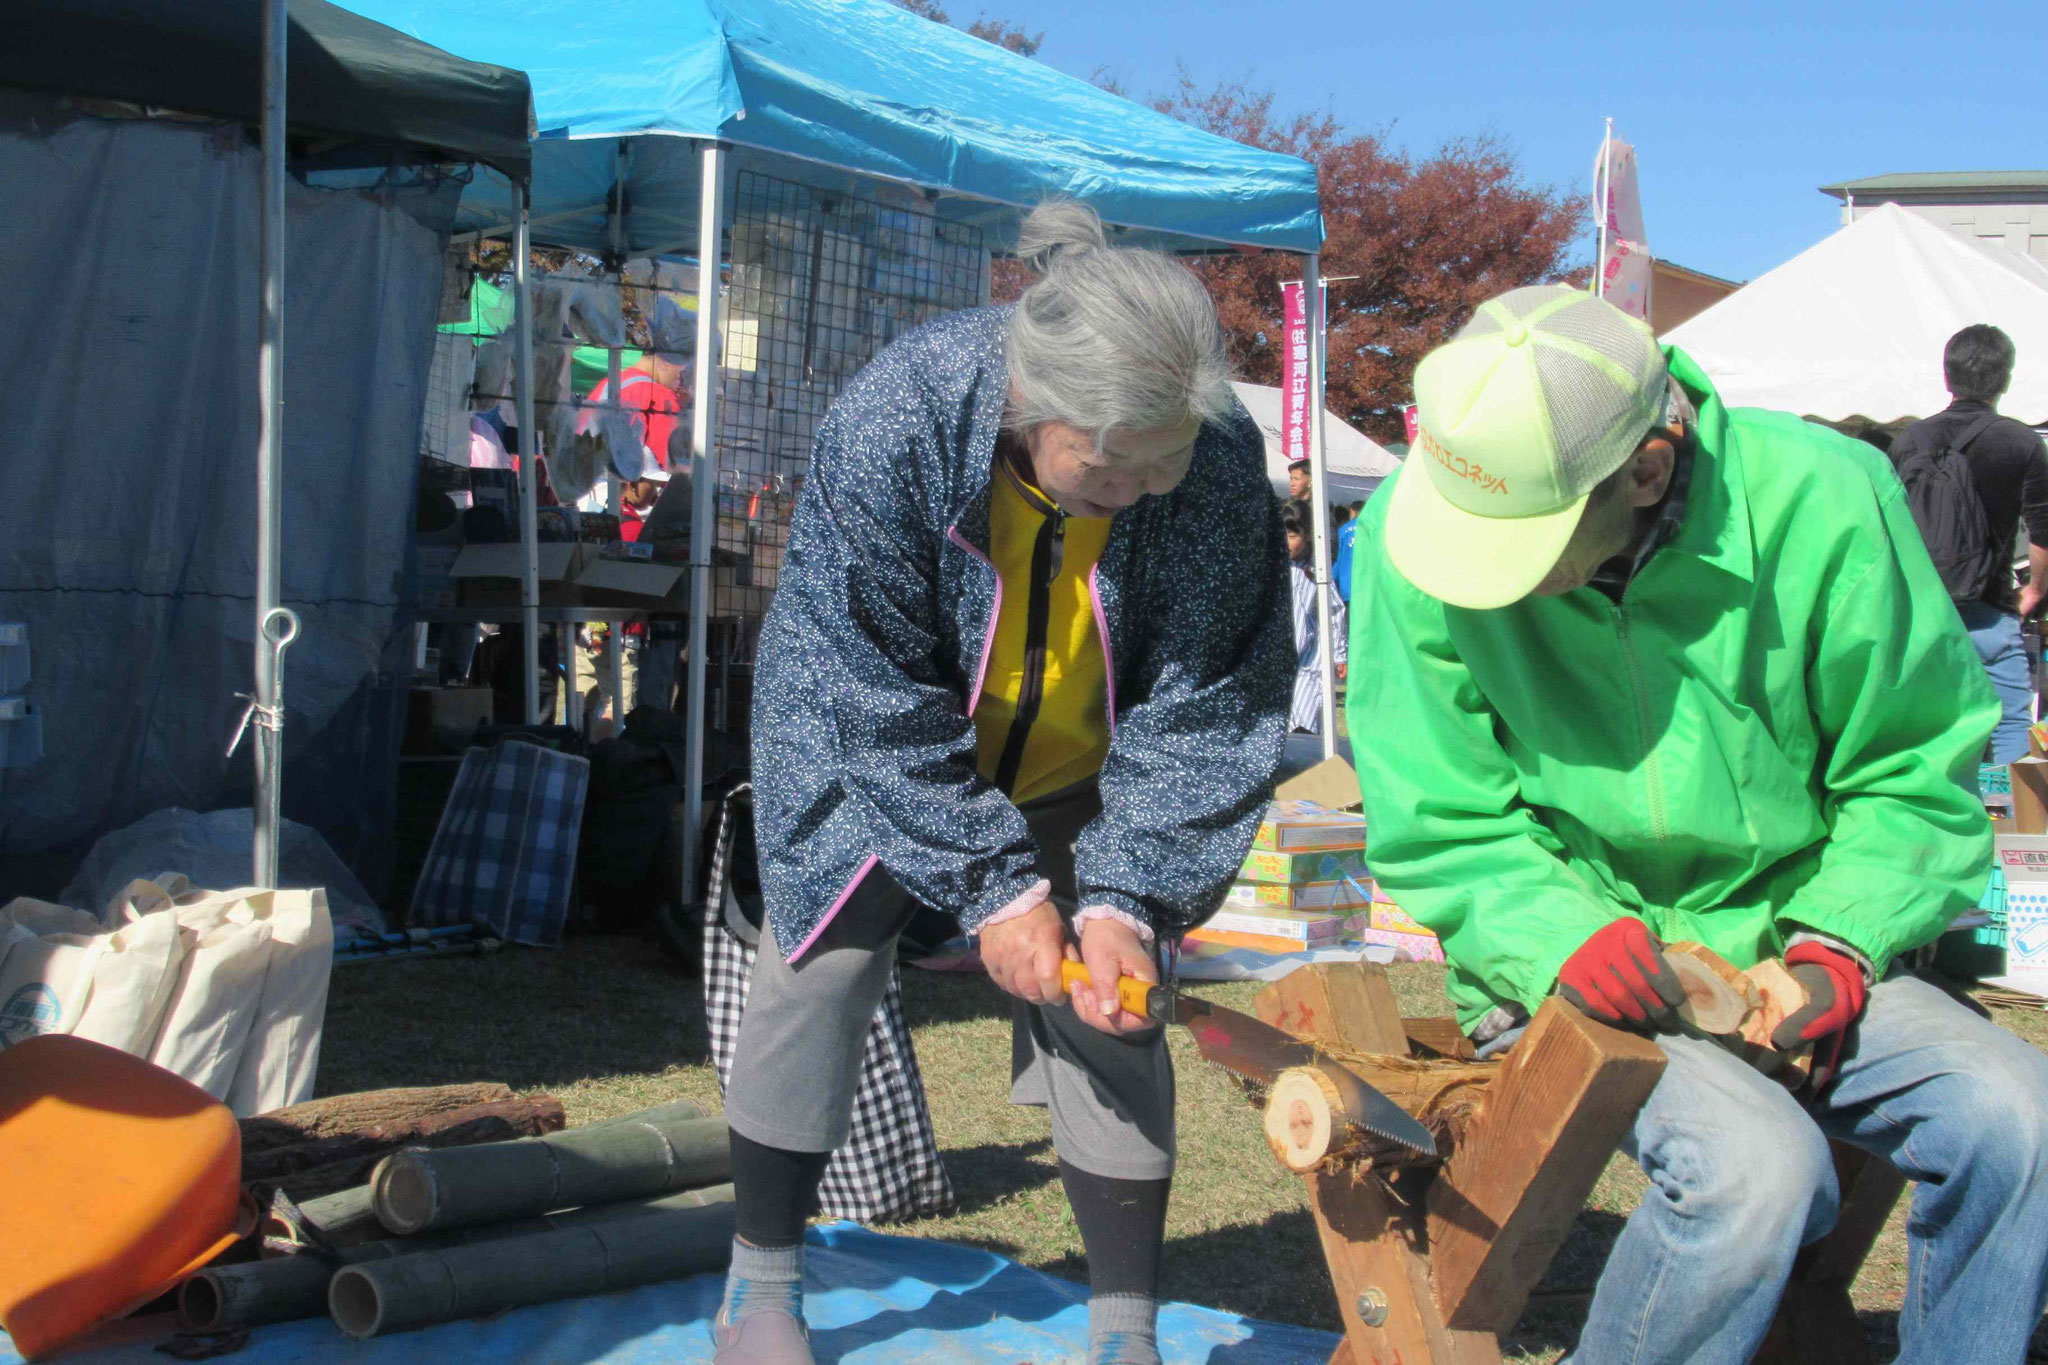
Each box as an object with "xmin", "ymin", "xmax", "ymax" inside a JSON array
[{"xmin": 1013, "ymin": 0, "xmax": 2046, "ymax": 282}]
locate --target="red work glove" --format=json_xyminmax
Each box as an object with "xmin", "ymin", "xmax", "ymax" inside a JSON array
[
  {"xmin": 1556, "ymin": 919, "xmax": 1687, "ymax": 1029},
  {"xmin": 1772, "ymin": 942, "xmax": 1868, "ymax": 1088}
]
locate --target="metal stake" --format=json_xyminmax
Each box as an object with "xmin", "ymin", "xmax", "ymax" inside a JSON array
[{"xmin": 252, "ymin": 0, "xmax": 287, "ymax": 887}]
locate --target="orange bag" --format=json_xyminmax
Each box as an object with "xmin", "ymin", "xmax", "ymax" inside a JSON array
[{"xmin": 0, "ymin": 1035, "xmax": 242, "ymax": 1359}]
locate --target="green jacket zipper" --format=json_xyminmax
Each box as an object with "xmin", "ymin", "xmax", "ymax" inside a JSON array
[
  {"xmin": 992, "ymin": 503, "xmax": 1064, "ymax": 795},
  {"xmin": 1611, "ymin": 598, "xmax": 1669, "ymax": 843}
]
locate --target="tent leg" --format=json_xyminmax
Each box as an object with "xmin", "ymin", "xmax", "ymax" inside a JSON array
[
  {"xmin": 514, "ymin": 185, "xmax": 542, "ymax": 725},
  {"xmin": 1304, "ymin": 254, "xmax": 1339, "ymax": 757},
  {"xmin": 680, "ymin": 142, "xmax": 728, "ymax": 911},
  {"xmin": 252, "ymin": 0, "xmax": 287, "ymax": 888}
]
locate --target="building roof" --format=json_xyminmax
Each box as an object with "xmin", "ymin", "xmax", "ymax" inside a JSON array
[
  {"xmin": 1652, "ymin": 258, "xmax": 1744, "ymax": 289},
  {"xmin": 1819, "ymin": 170, "xmax": 2048, "ymax": 200}
]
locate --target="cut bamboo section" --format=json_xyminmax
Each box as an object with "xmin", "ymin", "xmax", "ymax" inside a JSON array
[
  {"xmin": 187, "ymin": 1185, "xmax": 734, "ymax": 1332},
  {"xmin": 329, "ymin": 1197, "xmax": 738, "ymax": 1338},
  {"xmin": 373, "ymin": 1114, "xmax": 730, "ymax": 1235}
]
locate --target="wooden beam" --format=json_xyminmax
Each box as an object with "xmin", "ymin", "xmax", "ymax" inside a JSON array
[
  {"xmin": 1425, "ymin": 999, "xmax": 1666, "ymax": 1334},
  {"xmin": 1402, "ymin": 1016, "xmax": 1477, "ymax": 1061},
  {"xmin": 1256, "ymin": 963, "xmax": 1410, "ymax": 1055},
  {"xmin": 1305, "ymin": 1169, "xmax": 1502, "ymax": 1365}
]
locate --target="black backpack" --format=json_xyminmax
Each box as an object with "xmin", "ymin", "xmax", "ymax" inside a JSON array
[{"xmin": 1892, "ymin": 413, "xmax": 2001, "ymax": 603}]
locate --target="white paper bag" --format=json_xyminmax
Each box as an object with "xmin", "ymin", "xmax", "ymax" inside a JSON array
[
  {"xmin": 0, "ymin": 902, "xmax": 103, "ymax": 1049},
  {"xmin": 146, "ymin": 890, "xmax": 275, "ymax": 1101},
  {"xmin": 223, "ymin": 888, "xmax": 334, "ymax": 1116},
  {"xmin": 69, "ymin": 905, "xmax": 187, "ymax": 1054}
]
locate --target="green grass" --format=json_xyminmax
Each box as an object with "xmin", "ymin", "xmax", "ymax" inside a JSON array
[{"xmin": 318, "ymin": 938, "xmax": 2048, "ymax": 1362}]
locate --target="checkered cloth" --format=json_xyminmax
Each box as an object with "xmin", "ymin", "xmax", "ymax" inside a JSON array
[
  {"xmin": 701, "ymin": 790, "xmax": 954, "ymax": 1223},
  {"xmin": 411, "ymin": 741, "xmax": 590, "ymax": 946}
]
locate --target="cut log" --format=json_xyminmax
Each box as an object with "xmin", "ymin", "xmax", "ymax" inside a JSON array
[
  {"xmin": 252, "ymin": 1099, "xmax": 568, "ymax": 1201},
  {"xmin": 1402, "ymin": 1016, "xmax": 1478, "ymax": 1061},
  {"xmin": 1661, "ymin": 946, "xmax": 1754, "ymax": 1035},
  {"xmin": 1255, "ymin": 963, "xmax": 1410, "ymax": 1054},
  {"xmin": 1263, "ymin": 1057, "xmax": 1495, "ymax": 1171},
  {"xmin": 1426, "ymin": 999, "xmax": 1666, "ymax": 1334},
  {"xmin": 1740, "ymin": 958, "xmax": 1810, "ymax": 1049},
  {"xmin": 241, "ymin": 1084, "xmax": 516, "ymax": 1152},
  {"xmin": 242, "ymin": 1097, "xmax": 568, "ymax": 1184}
]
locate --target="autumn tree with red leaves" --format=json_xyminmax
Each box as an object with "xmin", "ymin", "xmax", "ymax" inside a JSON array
[{"xmin": 1153, "ymin": 76, "xmax": 1584, "ymax": 445}]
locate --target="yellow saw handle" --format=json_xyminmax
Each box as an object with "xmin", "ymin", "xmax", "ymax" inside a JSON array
[{"xmin": 1059, "ymin": 960, "xmax": 1158, "ymax": 1019}]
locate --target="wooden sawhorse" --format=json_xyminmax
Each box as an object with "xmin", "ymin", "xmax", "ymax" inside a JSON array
[{"xmin": 1251, "ymin": 963, "xmax": 1904, "ymax": 1365}]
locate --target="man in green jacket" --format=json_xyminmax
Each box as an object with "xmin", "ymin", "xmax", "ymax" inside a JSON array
[{"xmin": 1349, "ymin": 284, "xmax": 2048, "ymax": 1365}]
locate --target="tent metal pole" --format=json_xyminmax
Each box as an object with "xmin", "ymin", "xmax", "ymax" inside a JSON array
[
  {"xmin": 1594, "ymin": 116, "xmax": 1612, "ymax": 299},
  {"xmin": 680, "ymin": 142, "xmax": 727, "ymax": 910},
  {"xmin": 1304, "ymin": 255, "xmax": 1338, "ymax": 755},
  {"xmin": 514, "ymin": 185, "xmax": 542, "ymax": 724},
  {"xmin": 252, "ymin": 0, "xmax": 287, "ymax": 888}
]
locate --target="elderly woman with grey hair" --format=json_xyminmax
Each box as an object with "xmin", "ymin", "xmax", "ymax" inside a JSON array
[{"xmin": 713, "ymin": 201, "xmax": 1292, "ymax": 1365}]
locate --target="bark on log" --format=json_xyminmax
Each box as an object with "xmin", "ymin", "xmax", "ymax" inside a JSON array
[
  {"xmin": 243, "ymin": 1097, "xmax": 568, "ymax": 1184},
  {"xmin": 252, "ymin": 1099, "xmax": 568, "ymax": 1202},
  {"xmin": 329, "ymin": 1198, "xmax": 738, "ymax": 1339},
  {"xmin": 241, "ymin": 1085, "xmax": 516, "ymax": 1152},
  {"xmin": 373, "ymin": 1115, "xmax": 731, "ymax": 1235}
]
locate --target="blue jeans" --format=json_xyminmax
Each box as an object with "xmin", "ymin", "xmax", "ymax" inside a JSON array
[
  {"xmin": 1572, "ymin": 972, "xmax": 2048, "ymax": 1365},
  {"xmin": 1958, "ymin": 600, "xmax": 2033, "ymax": 764}
]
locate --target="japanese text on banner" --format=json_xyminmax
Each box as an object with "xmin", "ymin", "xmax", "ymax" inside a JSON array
[{"xmin": 1281, "ymin": 282, "xmax": 1311, "ymax": 464}]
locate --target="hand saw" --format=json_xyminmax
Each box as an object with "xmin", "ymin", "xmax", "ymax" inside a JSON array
[{"xmin": 1058, "ymin": 962, "xmax": 1435, "ymax": 1158}]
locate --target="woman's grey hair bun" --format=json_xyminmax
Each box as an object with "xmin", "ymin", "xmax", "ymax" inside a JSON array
[
  {"xmin": 1007, "ymin": 199, "xmax": 1235, "ymax": 447},
  {"xmin": 1015, "ymin": 199, "xmax": 1110, "ymax": 275}
]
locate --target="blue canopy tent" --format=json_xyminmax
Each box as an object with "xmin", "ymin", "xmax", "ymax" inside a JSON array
[{"xmin": 348, "ymin": 0, "xmax": 1334, "ymax": 896}]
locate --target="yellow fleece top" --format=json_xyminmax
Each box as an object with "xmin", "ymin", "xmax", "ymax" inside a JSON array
[{"xmin": 972, "ymin": 464, "xmax": 1114, "ymax": 805}]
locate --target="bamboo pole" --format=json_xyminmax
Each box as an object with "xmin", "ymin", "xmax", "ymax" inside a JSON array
[
  {"xmin": 373, "ymin": 1114, "xmax": 730, "ymax": 1235},
  {"xmin": 330, "ymin": 1198, "xmax": 738, "ymax": 1339},
  {"xmin": 189, "ymin": 1186, "xmax": 735, "ymax": 1331}
]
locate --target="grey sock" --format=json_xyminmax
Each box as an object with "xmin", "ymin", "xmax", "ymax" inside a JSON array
[
  {"xmin": 1088, "ymin": 1293, "xmax": 1160, "ymax": 1365},
  {"xmin": 720, "ymin": 1237, "xmax": 804, "ymax": 1324}
]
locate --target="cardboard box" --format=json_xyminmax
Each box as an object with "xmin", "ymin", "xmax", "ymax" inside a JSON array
[
  {"xmin": 1354, "ymin": 926, "xmax": 1446, "ymax": 964},
  {"xmin": 1199, "ymin": 908, "xmax": 1366, "ymax": 944},
  {"xmin": 1223, "ymin": 878, "xmax": 1372, "ymax": 912},
  {"xmin": 1238, "ymin": 846, "xmax": 1370, "ymax": 886},
  {"xmin": 1273, "ymin": 756, "xmax": 1361, "ymax": 810},
  {"xmin": 2011, "ymin": 758, "xmax": 2048, "ymax": 835},
  {"xmin": 575, "ymin": 556, "xmax": 686, "ymax": 605},
  {"xmin": 1369, "ymin": 902, "xmax": 1434, "ymax": 937},
  {"xmin": 451, "ymin": 542, "xmax": 583, "ymax": 582},
  {"xmin": 1989, "ymin": 835, "xmax": 2048, "ymax": 986},
  {"xmin": 1249, "ymin": 800, "xmax": 1367, "ymax": 853},
  {"xmin": 1183, "ymin": 926, "xmax": 1337, "ymax": 955}
]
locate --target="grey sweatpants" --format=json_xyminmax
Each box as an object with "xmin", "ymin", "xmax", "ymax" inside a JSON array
[{"xmin": 724, "ymin": 780, "xmax": 1176, "ymax": 1180}]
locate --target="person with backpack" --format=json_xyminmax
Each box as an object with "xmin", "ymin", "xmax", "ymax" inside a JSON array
[{"xmin": 1891, "ymin": 324, "xmax": 2048, "ymax": 762}]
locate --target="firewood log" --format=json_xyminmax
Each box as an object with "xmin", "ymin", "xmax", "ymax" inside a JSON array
[
  {"xmin": 240, "ymin": 1084, "xmax": 517, "ymax": 1152},
  {"xmin": 251, "ymin": 1098, "xmax": 567, "ymax": 1200}
]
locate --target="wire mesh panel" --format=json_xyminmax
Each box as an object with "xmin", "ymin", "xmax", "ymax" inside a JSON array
[{"xmin": 709, "ymin": 172, "xmax": 986, "ymax": 724}]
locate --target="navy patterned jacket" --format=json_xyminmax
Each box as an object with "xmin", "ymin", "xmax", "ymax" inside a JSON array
[{"xmin": 751, "ymin": 306, "xmax": 1293, "ymax": 961}]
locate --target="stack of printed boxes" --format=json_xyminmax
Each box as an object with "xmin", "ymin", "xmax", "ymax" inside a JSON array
[{"xmin": 1184, "ymin": 800, "xmax": 1444, "ymax": 962}]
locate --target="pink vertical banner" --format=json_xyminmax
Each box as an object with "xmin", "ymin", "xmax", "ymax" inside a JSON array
[
  {"xmin": 1401, "ymin": 404, "xmax": 1420, "ymax": 446},
  {"xmin": 1281, "ymin": 281, "xmax": 1311, "ymax": 467},
  {"xmin": 1594, "ymin": 130, "xmax": 1653, "ymax": 322}
]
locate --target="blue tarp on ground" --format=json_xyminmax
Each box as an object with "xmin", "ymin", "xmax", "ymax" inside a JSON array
[
  {"xmin": 343, "ymin": 0, "xmax": 1324, "ymax": 255},
  {"xmin": 5, "ymin": 1224, "xmax": 1339, "ymax": 1363}
]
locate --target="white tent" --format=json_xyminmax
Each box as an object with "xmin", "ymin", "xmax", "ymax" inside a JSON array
[
  {"xmin": 1664, "ymin": 204, "xmax": 2048, "ymax": 425},
  {"xmin": 1233, "ymin": 381, "xmax": 1403, "ymax": 505}
]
